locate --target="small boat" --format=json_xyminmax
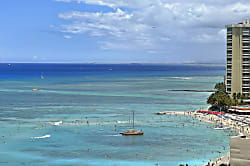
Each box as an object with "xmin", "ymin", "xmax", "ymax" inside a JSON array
[
  {"xmin": 41, "ymin": 74, "xmax": 44, "ymax": 79},
  {"xmin": 214, "ymin": 127, "xmax": 230, "ymax": 130},
  {"xmin": 120, "ymin": 111, "xmax": 143, "ymax": 136},
  {"xmin": 32, "ymin": 88, "xmax": 40, "ymax": 91},
  {"xmin": 120, "ymin": 129, "xmax": 143, "ymax": 135},
  {"xmin": 8, "ymin": 64, "xmax": 11, "ymax": 66}
]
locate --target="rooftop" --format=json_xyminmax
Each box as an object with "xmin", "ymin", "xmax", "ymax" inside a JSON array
[{"xmin": 226, "ymin": 19, "xmax": 250, "ymax": 28}]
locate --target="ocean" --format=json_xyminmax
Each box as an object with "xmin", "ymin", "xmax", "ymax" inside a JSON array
[{"xmin": 0, "ymin": 63, "xmax": 235, "ymax": 166}]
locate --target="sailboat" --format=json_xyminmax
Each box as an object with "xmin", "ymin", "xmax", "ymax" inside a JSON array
[{"xmin": 120, "ymin": 111, "xmax": 143, "ymax": 136}]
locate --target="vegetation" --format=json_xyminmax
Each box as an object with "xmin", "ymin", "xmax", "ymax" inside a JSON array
[
  {"xmin": 232, "ymin": 92, "xmax": 249, "ymax": 105},
  {"xmin": 207, "ymin": 82, "xmax": 250, "ymax": 112},
  {"xmin": 207, "ymin": 82, "xmax": 232, "ymax": 112}
]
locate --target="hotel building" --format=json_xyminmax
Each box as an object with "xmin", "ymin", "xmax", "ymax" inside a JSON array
[{"xmin": 226, "ymin": 19, "xmax": 250, "ymax": 96}]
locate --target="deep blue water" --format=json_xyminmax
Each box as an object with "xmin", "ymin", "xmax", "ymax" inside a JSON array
[{"xmin": 0, "ymin": 63, "xmax": 234, "ymax": 166}]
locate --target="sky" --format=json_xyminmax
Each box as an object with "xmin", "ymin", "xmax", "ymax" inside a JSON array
[{"xmin": 0, "ymin": 0, "xmax": 250, "ymax": 63}]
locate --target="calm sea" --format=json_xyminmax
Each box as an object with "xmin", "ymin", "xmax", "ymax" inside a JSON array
[{"xmin": 0, "ymin": 63, "xmax": 235, "ymax": 166}]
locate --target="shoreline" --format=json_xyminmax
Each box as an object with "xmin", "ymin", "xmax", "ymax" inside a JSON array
[
  {"xmin": 168, "ymin": 90, "xmax": 216, "ymax": 92},
  {"xmin": 156, "ymin": 111, "xmax": 249, "ymax": 137},
  {"xmin": 156, "ymin": 110, "xmax": 249, "ymax": 166}
]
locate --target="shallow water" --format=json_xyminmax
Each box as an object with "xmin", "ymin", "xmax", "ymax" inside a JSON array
[{"xmin": 0, "ymin": 64, "xmax": 235, "ymax": 166}]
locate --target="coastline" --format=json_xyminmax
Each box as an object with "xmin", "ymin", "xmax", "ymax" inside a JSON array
[
  {"xmin": 156, "ymin": 111, "xmax": 249, "ymax": 136},
  {"xmin": 156, "ymin": 110, "xmax": 248, "ymax": 166}
]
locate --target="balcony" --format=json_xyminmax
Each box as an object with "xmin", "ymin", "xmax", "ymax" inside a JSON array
[
  {"xmin": 242, "ymin": 39, "xmax": 250, "ymax": 42},
  {"xmin": 243, "ymin": 69, "xmax": 250, "ymax": 72},
  {"xmin": 242, "ymin": 56, "xmax": 250, "ymax": 59},
  {"xmin": 242, "ymin": 46, "xmax": 250, "ymax": 49},
  {"xmin": 242, "ymin": 78, "xmax": 250, "ymax": 81},
  {"xmin": 242, "ymin": 71, "xmax": 250, "ymax": 74},
  {"xmin": 242, "ymin": 47, "xmax": 250, "ymax": 50}
]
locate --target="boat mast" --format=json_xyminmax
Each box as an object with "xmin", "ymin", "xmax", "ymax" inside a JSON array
[{"xmin": 133, "ymin": 111, "xmax": 135, "ymax": 129}]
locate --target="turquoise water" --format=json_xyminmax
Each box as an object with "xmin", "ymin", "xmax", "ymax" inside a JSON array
[{"xmin": 0, "ymin": 64, "xmax": 235, "ymax": 166}]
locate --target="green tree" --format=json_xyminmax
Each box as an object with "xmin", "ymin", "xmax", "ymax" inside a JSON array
[
  {"xmin": 215, "ymin": 82, "xmax": 226, "ymax": 92},
  {"xmin": 207, "ymin": 82, "xmax": 232, "ymax": 111},
  {"xmin": 233, "ymin": 93, "xmax": 237, "ymax": 100},
  {"xmin": 237, "ymin": 92, "xmax": 241, "ymax": 100}
]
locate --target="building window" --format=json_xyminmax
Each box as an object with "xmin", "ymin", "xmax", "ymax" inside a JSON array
[
  {"xmin": 243, "ymin": 81, "xmax": 250, "ymax": 84},
  {"xmin": 243, "ymin": 50, "xmax": 250, "ymax": 54},
  {"xmin": 243, "ymin": 43, "xmax": 250, "ymax": 46},
  {"xmin": 227, "ymin": 50, "xmax": 232, "ymax": 54},
  {"xmin": 243, "ymin": 27, "xmax": 250, "ymax": 31},
  {"xmin": 243, "ymin": 73, "xmax": 250, "ymax": 77},
  {"xmin": 243, "ymin": 88, "xmax": 250, "ymax": 92},
  {"xmin": 242, "ymin": 35, "xmax": 250, "ymax": 38}
]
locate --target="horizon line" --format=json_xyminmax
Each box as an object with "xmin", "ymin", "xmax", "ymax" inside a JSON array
[{"xmin": 0, "ymin": 62, "xmax": 226, "ymax": 65}]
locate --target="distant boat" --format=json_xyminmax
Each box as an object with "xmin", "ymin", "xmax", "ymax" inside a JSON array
[
  {"xmin": 8, "ymin": 64, "xmax": 11, "ymax": 66},
  {"xmin": 214, "ymin": 124, "xmax": 230, "ymax": 130},
  {"xmin": 32, "ymin": 88, "xmax": 40, "ymax": 91},
  {"xmin": 41, "ymin": 74, "xmax": 44, "ymax": 79},
  {"xmin": 120, "ymin": 111, "xmax": 143, "ymax": 136}
]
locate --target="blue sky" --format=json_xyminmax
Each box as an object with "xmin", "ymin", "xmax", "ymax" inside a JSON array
[{"xmin": 1, "ymin": 0, "xmax": 250, "ymax": 63}]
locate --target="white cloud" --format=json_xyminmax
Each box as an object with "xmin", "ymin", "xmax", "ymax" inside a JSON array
[
  {"xmin": 64, "ymin": 35, "xmax": 72, "ymax": 39},
  {"xmin": 55, "ymin": 0, "xmax": 162, "ymax": 8},
  {"xmin": 55, "ymin": 0, "xmax": 250, "ymax": 62}
]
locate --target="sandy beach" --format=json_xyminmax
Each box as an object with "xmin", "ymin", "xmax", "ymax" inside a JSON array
[
  {"xmin": 157, "ymin": 111, "xmax": 250, "ymax": 137},
  {"xmin": 156, "ymin": 110, "xmax": 250, "ymax": 166}
]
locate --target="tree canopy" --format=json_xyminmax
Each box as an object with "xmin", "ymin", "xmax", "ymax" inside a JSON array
[{"xmin": 207, "ymin": 82, "xmax": 232, "ymax": 111}]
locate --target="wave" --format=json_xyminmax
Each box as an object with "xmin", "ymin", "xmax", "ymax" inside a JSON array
[
  {"xmin": 116, "ymin": 120, "xmax": 129, "ymax": 124},
  {"xmin": 48, "ymin": 121, "xmax": 63, "ymax": 126},
  {"xmin": 104, "ymin": 134, "xmax": 121, "ymax": 137},
  {"xmin": 168, "ymin": 77, "xmax": 193, "ymax": 80},
  {"xmin": 31, "ymin": 134, "xmax": 51, "ymax": 139}
]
